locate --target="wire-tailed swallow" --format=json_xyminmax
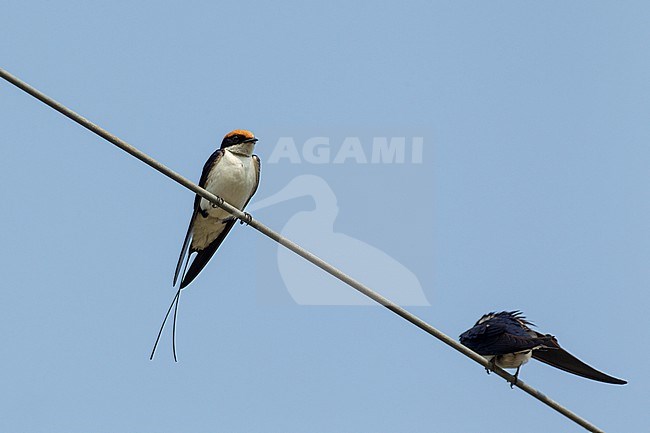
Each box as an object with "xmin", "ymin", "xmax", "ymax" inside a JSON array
[
  {"xmin": 459, "ymin": 311, "xmax": 627, "ymax": 387},
  {"xmin": 151, "ymin": 129, "xmax": 260, "ymax": 361}
]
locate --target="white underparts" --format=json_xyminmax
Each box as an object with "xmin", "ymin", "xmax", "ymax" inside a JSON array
[
  {"xmin": 191, "ymin": 148, "xmax": 257, "ymax": 250},
  {"xmin": 485, "ymin": 350, "xmax": 533, "ymax": 369}
]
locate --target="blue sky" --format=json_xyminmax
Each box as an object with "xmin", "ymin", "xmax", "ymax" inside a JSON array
[{"xmin": 1, "ymin": 2, "xmax": 648, "ymax": 432}]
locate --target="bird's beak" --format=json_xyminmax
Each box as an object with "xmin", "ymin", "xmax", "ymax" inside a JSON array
[{"xmin": 244, "ymin": 137, "xmax": 259, "ymax": 143}]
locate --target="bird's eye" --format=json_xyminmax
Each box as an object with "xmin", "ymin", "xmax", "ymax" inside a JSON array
[{"xmin": 232, "ymin": 135, "xmax": 241, "ymax": 141}]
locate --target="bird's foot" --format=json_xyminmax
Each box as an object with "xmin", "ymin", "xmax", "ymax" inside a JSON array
[
  {"xmin": 210, "ymin": 196, "xmax": 225, "ymax": 209},
  {"xmin": 485, "ymin": 358, "xmax": 495, "ymax": 375},
  {"xmin": 240, "ymin": 212, "xmax": 252, "ymax": 225},
  {"xmin": 510, "ymin": 366, "xmax": 520, "ymax": 389}
]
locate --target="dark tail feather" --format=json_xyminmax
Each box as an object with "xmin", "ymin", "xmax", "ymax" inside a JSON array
[
  {"xmin": 533, "ymin": 347, "xmax": 627, "ymax": 385},
  {"xmin": 150, "ymin": 288, "xmax": 181, "ymax": 361},
  {"xmin": 172, "ymin": 288, "xmax": 181, "ymax": 362},
  {"xmin": 174, "ymin": 213, "xmax": 195, "ymax": 286},
  {"xmin": 180, "ymin": 220, "xmax": 236, "ymax": 288}
]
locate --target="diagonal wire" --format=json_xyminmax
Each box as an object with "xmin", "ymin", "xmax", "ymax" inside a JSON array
[{"xmin": 0, "ymin": 67, "xmax": 606, "ymax": 433}]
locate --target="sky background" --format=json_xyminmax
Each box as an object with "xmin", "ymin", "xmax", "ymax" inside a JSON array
[{"xmin": 1, "ymin": 2, "xmax": 649, "ymax": 432}]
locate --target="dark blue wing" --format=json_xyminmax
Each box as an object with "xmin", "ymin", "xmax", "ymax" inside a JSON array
[
  {"xmin": 460, "ymin": 315, "xmax": 551, "ymax": 356},
  {"xmin": 179, "ymin": 219, "xmax": 237, "ymax": 289},
  {"xmin": 194, "ymin": 149, "xmax": 225, "ymax": 209},
  {"xmin": 531, "ymin": 332, "xmax": 627, "ymax": 385},
  {"xmin": 172, "ymin": 149, "xmax": 225, "ymax": 286}
]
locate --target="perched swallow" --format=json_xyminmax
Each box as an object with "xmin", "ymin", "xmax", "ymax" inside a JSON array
[
  {"xmin": 459, "ymin": 311, "xmax": 627, "ymax": 387},
  {"xmin": 150, "ymin": 129, "xmax": 261, "ymax": 361}
]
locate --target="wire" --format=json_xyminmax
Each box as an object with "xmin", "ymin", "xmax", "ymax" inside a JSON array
[{"xmin": 1, "ymin": 67, "xmax": 607, "ymax": 433}]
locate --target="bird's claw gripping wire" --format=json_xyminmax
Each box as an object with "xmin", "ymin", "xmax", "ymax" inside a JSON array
[
  {"xmin": 485, "ymin": 358, "xmax": 495, "ymax": 375},
  {"xmin": 210, "ymin": 196, "xmax": 225, "ymax": 208},
  {"xmin": 240, "ymin": 212, "xmax": 252, "ymax": 225},
  {"xmin": 510, "ymin": 367, "xmax": 521, "ymax": 389},
  {"xmin": 198, "ymin": 196, "xmax": 225, "ymax": 218}
]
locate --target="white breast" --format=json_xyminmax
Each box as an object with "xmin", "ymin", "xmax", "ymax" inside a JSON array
[
  {"xmin": 201, "ymin": 150, "xmax": 256, "ymax": 215},
  {"xmin": 191, "ymin": 150, "xmax": 257, "ymax": 249},
  {"xmin": 495, "ymin": 351, "xmax": 532, "ymax": 369}
]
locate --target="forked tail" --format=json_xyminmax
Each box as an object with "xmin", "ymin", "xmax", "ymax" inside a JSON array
[
  {"xmin": 150, "ymin": 287, "xmax": 182, "ymax": 362},
  {"xmin": 151, "ymin": 244, "xmax": 193, "ymax": 361}
]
